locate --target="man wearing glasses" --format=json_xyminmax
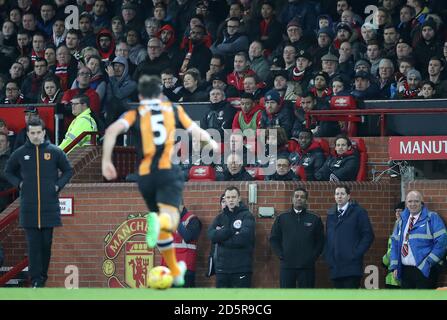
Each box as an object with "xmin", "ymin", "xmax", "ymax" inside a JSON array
[
  {"xmin": 2, "ymin": 80, "xmax": 25, "ymax": 104},
  {"xmin": 265, "ymin": 155, "xmax": 299, "ymax": 181},
  {"xmin": 59, "ymin": 94, "xmax": 97, "ymax": 153},
  {"xmin": 133, "ymin": 37, "xmax": 170, "ymax": 81},
  {"xmin": 211, "ymin": 17, "xmax": 249, "ymax": 58},
  {"xmin": 61, "ymin": 67, "xmax": 101, "ymax": 136}
]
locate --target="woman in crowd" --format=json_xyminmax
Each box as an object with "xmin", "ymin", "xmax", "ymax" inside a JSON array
[
  {"xmin": 39, "ymin": 75, "xmax": 63, "ymax": 104},
  {"xmin": 179, "ymin": 68, "xmax": 208, "ymax": 102}
]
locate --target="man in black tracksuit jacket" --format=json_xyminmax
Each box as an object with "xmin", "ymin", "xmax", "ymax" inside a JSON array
[
  {"xmin": 270, "ymin": 187, "xmax": 324, "ymax": 288},
  {"xmin": 5, "ymin": 118, "xmax": 73, "ymax": 288},
  {"xmin": 207, "ymin": 186, "xmax": 255, "ymax": 288}
]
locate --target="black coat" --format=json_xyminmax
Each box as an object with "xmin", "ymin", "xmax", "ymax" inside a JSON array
[
  {"xmin": 4, "ymin": 140, "xmax": 73, "ymax": 228},
  {"xmin": 248, "ymin": 18, "xmax": 284, "ymax": 53},
  {"xmin": 132, "ymin": 53, "xmax": 171, "ymax": 81},
  {"xmin": 270, "ymin": 208, "xmax": 324, "ymax": 268},
  {"xmin": 179, "ymin": 42, "xmax": 212, "ymax": 79},
  {"xmin": 315, "ymin": 150, "xmax": 360, "ymax": 181},
  {"xmin": 288, "ymin": 140, "xmax": 326, "ymax": 181},
  {"xmin": 325, "ymin": 201, "xmax": 374, "ymax": 279},
  {"xmin": 207, "ymin": 203, "xmax": 255, "ymax": 274},
  {"xmin": 265, "ymin": 170, "xmax": 300, "ymax": 181},
  {"xmin": 200, "ymin": 101, "xmax": 237, "ymax": 139},
  {"xmin": 260, "ymin": 103, "xmax": 294, "ymax": 138},
  {"xmin": 219, "ymin": 167, "xmax": 254, "ymax": 181}
]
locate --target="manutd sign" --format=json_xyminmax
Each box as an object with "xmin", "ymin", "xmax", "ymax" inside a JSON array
[
  {"xmin": 102, "ymin": 214, "xmax": 154, "ymax": 288},
  {"xmin": 389, "ymin": 136, "xmax": 447, "ymax": 160}
]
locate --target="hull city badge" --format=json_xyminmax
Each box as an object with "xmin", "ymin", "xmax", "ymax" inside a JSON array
[{"xmin": 102, "ymin": 213, "xmax": 154, "ymax": 288}]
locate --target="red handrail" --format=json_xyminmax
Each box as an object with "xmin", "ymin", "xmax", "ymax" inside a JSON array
[
  {"xmin": 0, "ymin": 208, "xmax": 19, "ymax": 232},
  {"xmin": 62, "ymin": 131, "xmax": 100, "ymax": 153},
  {"xmin": 305, "ymin": 108, "xmax": 447, "ymax": 136},
  {"xmin": 0, "ymin": 258, "xmax": 28, "ymax": 287}
]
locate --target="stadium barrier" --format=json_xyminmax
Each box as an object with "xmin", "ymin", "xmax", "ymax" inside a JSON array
[{"xmin": 306, "ymin": 107, "xmax": 447, "ymax": 136}]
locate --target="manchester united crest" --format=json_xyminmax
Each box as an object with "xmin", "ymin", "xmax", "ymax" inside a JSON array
[{"xmin": 103, "ymin": 214, "xmax": 154, "ymax": 288}]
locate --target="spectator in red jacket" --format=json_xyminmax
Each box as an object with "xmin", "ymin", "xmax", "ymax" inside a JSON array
[
  {"xmin": 226, "ymin": 51, "xmax": 256, "ymax": 92},
  {"xmin": 61, "ymin": 66, "xmax": 101, "ymax": 134}
]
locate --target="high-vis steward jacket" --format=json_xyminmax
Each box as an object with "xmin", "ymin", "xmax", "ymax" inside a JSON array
[
  {"xmin": 59, "ymin": 108, "xmax": 97, "ymax": 152},
  {"xmin": 390, "ymin": 206, "xmax": 447, "ymax": 279}
]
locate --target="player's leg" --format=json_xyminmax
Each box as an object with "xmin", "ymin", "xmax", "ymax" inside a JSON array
[
  {"xmin": 156, "ymin": 203, "xmax": 186, "ymax": 286},
  {"xmin": 137, "ymin": 174, "xmax": 160, "ymax": 248},
  {"xmin": 155, "ymin": 170, "xmax": 186, "ymax": 286}
]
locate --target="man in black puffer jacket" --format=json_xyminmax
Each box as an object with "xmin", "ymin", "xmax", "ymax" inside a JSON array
[
  {"xmin": 288, "ymin": 129, "xmax": 326, "ymax": 181},
  {"xmin": 5, "ymin": 118, "xmax": 73, "ymax": 288},
  {"xmin": 207, "ymin": 186, "xmax": 255, "ymax": 288},
  {"xmin": 201, "ymin": 88, "xmax": 237, "ymax": 140}
]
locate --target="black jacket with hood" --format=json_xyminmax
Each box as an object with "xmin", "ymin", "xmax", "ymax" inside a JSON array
[
  {"xmin": 5, "ymin": 140, "xmax": 73, "ymax": 228},
  {"xmin": 207, "ymin": 202, "xmax": 255, "ymax": 274}
]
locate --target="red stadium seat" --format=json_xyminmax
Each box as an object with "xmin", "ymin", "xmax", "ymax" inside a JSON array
[
  {"xmin": 188, "ymin": 166, "xmax": 216, "ymax": 181},
  {"xmin": 245, "ymin": 166, "xmax": 265, "ymax": 180},
  {"xmin": 329, "ymin": 96, "xmax": 360, "ymax": 136},
  {"xmin": 350, "ymin": 137, "xmax": 368, "ymax": 181},
  {"xmin": 314, "ymin": 138, "xmax": 330, "ymax": 157}
]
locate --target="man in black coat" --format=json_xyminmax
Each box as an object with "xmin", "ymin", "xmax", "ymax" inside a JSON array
[
  {"xmin": 133, "ymin": 38, "xmax": 170, "ymax": 81},
  {"xmin": 5, "ymin": 118, "xmax": 73, "ymax": 288},
  {"xmin": 207, "ymin": 186, "xmax": 255, "ymax": 288},
  {"xmin": 288, "ymin": 129, "xmax": 326, "ymax": 181},
  {"xmin": 265, "ymin": 156, "xmax": 300, "ymax": 181},
  {"xmin": 201, "ymin": 88, "xmax": 237, "ymax": 140},
  {"xmin": 260, "ymin": 89, "xmax": 294, "ymax": 138},
  {"xmin": 178, "ymin": 25, "xmax": 212, "ymax": 79},
  {"xmin": 218, "ymin": 154, "xmax": 254, "ymax": 181},
  {"xmin": 325, "ymin": 185, "xmax": 374, "ymax": 288},
  {"xmin": 270, "ymin": 187, "xmax": 324, "ymax": 288}
]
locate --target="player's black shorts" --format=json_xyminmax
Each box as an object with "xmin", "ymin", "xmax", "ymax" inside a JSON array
[{"xmin": 137, "ymin": 166, "xmax": 184, "ymax": 212}]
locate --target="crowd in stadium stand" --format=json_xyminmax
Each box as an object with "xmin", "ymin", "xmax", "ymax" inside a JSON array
[{"xmin": 1, "ymin": 0, "xmax": 447, "ymax": 182}]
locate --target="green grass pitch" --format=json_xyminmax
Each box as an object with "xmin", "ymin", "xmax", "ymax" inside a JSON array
[{"xmin": 0, "ymin": 288, "xmax": 446, "ymax": 300}]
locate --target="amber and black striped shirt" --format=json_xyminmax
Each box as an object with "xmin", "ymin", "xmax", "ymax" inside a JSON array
[{"xmin": 119, "ymin": 99, "xmax": 194, "ymax": 175}]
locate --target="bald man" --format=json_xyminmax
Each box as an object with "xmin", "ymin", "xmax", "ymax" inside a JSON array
[{"xmin": 390, "ymin": 190, "xmax": 447, "ymax": 288}]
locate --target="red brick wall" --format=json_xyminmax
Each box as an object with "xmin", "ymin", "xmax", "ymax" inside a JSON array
[
  {"xmin": 40, "ymin": 181, "xmax": 403, "ymax": 288},
  {"xmin": 3, "ymin": 140, "xmax": 447, "ymax": 289}
]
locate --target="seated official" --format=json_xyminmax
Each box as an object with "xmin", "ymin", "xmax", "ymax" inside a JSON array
[
  {"xmin": 265, "ymin": 156, "xmax": 300, "ymax": 181},
  {"xmin": 217, "ymin": 153, "xmax": 254, "ymax": 181},
  {"xmin": 288, "ymin": 129, "xmax": 326, "ymax": 181},
  {"xmin": 59, "ymin": 94, "xmax": 98, "ymax": 153},
  {"xmin": 315, "ymin": 134, "xmax": 359, "ymax": 181}
]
